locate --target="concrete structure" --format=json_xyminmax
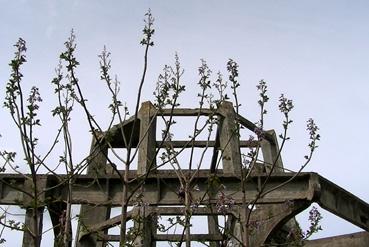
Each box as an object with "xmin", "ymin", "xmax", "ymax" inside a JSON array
[
  {"xmin": 0, "ymin": 101, "xmax": 368, "ymax": 246},
  {"xmin": 305, "ymin": 232, "xmax": 369, "ymax": 247}
]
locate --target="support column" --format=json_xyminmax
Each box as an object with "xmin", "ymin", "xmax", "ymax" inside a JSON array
[
  {"xmin": 22, "ymin": 207, "xmax": 44, "ymax": 247},
  {"xmin": 208, "ymin": 214, "xmax": 221, "ymax": 247},
  {"xmin": 261, "ymin": 129, "xmax": 283, "ymax": 172},
  {"xmin": 226, "ymin": 213, "xmax": 243, "ymax": 247},
  {"xmin": 137, "ymin": 101, "xmax": 157, "ymax": 176},
  {"xmin": 218, "ymin": 101, "xmax": 241, "ymax": 175},
  {"xmin": 207, "ymin": 188, "xmax": 221, "ymax": 247},
  {"xmin": 133, "ymin": 208, "xmax": 156, "ymax": 247},
  {"xmin": 22, "ymin": 176, "xmax": 47, "ymax": 247},
  {"xmin": 48, "ymin": 201, "xmax": 72, "ymax": 247},
  {"xmin": 76, "ymin": 135, "xmax": 110, "ymax": 247},
  {"xmin": 135, "ymin": 102, "xmax": 157, "ymax": 245}
]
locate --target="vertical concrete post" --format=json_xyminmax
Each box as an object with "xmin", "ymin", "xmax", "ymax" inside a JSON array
[
  {"xmin": 136, "ymin": 102, "xmax": 157, "ymax": 245},
  {"xmin": 137, "ymin": 101, "xmax": 157, "ymax": 175},
  {"xmin": 261, "ymin": 130, "xmax": 283, "ymax": 172},
  {"xmin": 47, "ymin": 199, "xmax": 72, "ymax": 247},
  {"xmin": 218, "ymin": 101, "xmax": 241, "ymax": 175},
  {"xmin": 76, "ymin": 135, "xmax": 110, "ymax": 247},
  {"xmin": 207, "ymin": 188, "xmax": 221, "ymax": 247},
  {"xmin": 208, "ymin": 214, "xmax": 221, "ymax": 247},
  {"xmin": 133, "ymin": 208, "xmax": 156, "ymax": 247},
  {"xmin": 22, "ymin": 207, "xmax": 44, "ymax": 247},
  {"xmin": 22, "ymin": 177, "xmax": 47, "ymax": 247},
  {"xmin": 226, "ymin": 212, "xmax": 243, "ymax": 247}
]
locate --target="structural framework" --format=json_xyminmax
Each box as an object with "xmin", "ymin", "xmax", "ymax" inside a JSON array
[{"xmin": 0, "ymin": 101, "xmax": 368, "ymax": 246}]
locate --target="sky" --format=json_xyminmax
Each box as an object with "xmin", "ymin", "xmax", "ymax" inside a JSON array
[{"xmin": 1, "ymin": 0, "xmax": 369, "ymax": 246}]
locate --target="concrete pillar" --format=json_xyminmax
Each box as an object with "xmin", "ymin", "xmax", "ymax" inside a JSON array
[
  {"xmin": 76, "ymin": 136, "xmax": 110, "ymax": 247},
  {"xmin": 218, "ymin": 101, "xmax": 241, "ymax": 175},
  {"xmin": 133, "ymin": 208, "xmax": 156, "ymax": 247},
  {"xmin": 208, "ymin": 214, "xmax": 221, "ymax": 247},
  {"xmin": 261, "ymin": 130, "xmax": 283, "ymax": 172},
  {"xmin": 22, "ymin": 207, "xmax": 44, "ymax": 247},
  {"xmin": 137, "ymin": 101, "xmax": 157, "ymax": 175},
  {"xmin": 22, "ymin": 176, "xmax": 47, "ymax": 247},
  {"xmin": 48, "ymin": 201, "xmax": 72, "ymax": 247}
]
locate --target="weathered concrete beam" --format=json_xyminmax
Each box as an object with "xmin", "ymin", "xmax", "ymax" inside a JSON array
[
  {"xmin": 0, "ymin": 172, "xmax": 348, "ymax": 206},
  {"xmin": 236, "ymin": 114, "xmax": 275, "ymax": 143},
  {"xmin": 159, "ymin": 108, "xmax": 214, "ymax": 117},
  {"xmin": 154, "ymin": 234, "xmax": 224, "ymax": 242},
  {"xmin": 61, "ymin": 172, "xmax": 320, "ymax": 206},
  {"xmin": 157, "ymin": 140, "xmax": 259, "ymax": 148},
  {"xmin": 101, "ymin": 116, "xmax": 140, "ymax": 148},
  {"xmin": 304, "ymin": 231, "xmax": 369, "ymax": 247},
  {"xmin": 317, "ymin": 176, "xmax": 369, "ymax": 231},
  {"xmin": 0, "ymin": 171, "xmax": 368, "ymax": 234},
  {"xmin": 102, "ymin": 233, "xmax": 224, "ymax": 242},
  {"xmin": 79, "ymin": 209, "xmax": 137, "ymax": 238}
]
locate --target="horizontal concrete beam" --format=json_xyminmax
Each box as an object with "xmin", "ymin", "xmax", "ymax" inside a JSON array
[
  {"xmin": 159, "ymin": 108, "xmax": 214, "ymax": 116},
  {"xmin": 0, "ymin": 171, "xmax": 318, "ymax": 206},
  {"xmin": 157, "ymin": 140, "xmax": 259, "ymax": 148},
  {"xmin": 102, "ymin": 234, "xmax": 224, "ymax": 242},
  {"xmin": 0, "ymin": 171, "xmax": 368, "ymax": 232},
  {"xmin": 304, "ymin": 231, "xmax": 369, "ymax": 247}
]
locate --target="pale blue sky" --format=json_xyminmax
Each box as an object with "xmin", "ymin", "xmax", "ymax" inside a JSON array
[{"xmin": 1, "ymin": 1, "xmax": 369, "ymax": 246}]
